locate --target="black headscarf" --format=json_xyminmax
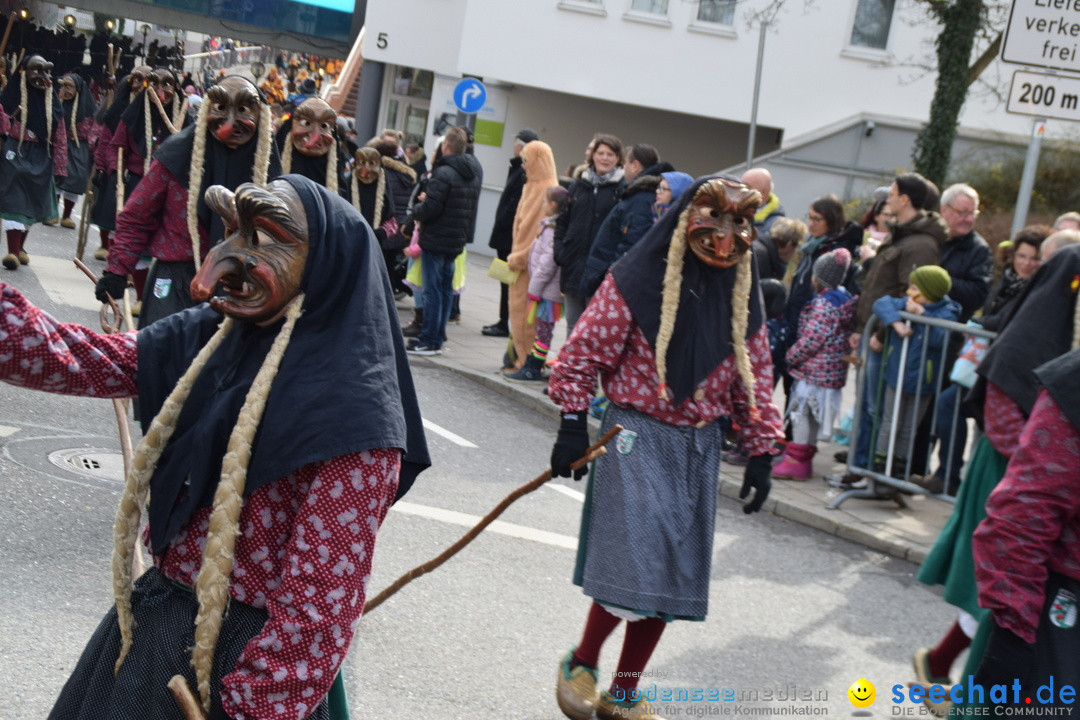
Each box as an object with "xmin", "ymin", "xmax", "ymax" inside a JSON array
[
  {"xmin": 118, "ymin": 82, "xmax": 186, "ymax": 166},
  {"xmin": 59, "ymin": 73, "xmax": 97, "ymax": 128},
  {"xmin": 1034, "ymin": 347, "xmax": 1080, "ymax": 434},
  {"xmin": 609, "ymin": 173, "xmax": 765, "ymax": 405},
  {"xmin": 137, "ymin": 174, "xmax": 430, "ymax": 553},
  {"xmin": 155, "ymin": 110, "xmax": 282, "ymax": 249},
  {"xmin": 974, "ymin": 243, "xmax": 1080, "ymax": 419},
  {"xmin": 98, "ymin": 73, "xmax": 139, "ymax": 129},
  {"xmin": 0, "ymin": 56, "xmax": 61, "ymax": 143}
]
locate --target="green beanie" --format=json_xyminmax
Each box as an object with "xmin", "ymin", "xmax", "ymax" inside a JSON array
[{"xmin": 910, "ymin": 265, "xmax": 952, "ymax": 303}]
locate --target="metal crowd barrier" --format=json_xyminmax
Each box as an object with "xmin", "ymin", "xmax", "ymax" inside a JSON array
[{"xmin": 827, "ymin": 311, "xmax": 997, "ymax": 510}]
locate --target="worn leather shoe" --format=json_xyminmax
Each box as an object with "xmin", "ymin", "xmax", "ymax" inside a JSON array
[
  {"xmin": 556, "ymin": 650, "xmax": 597, "ymax": 720},
  {"xmin": 482, "ymin": 322, "xmax": 509, "ymax": 337}
]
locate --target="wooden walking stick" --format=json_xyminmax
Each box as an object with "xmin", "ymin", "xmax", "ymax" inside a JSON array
[
  {"xmin": 364, "ymin": 423, "xmax": 623, "ymax": 614},
  {"xmin": 164, "ymin": 423, "xmax": 623, "ymax": 720},
  {"xmin": 75, "ymin": 180, "xmax": 95, "ymax": 261},
  {"xmin": 73, "ymin": 258, "xmax": 141, "ymax": 578}
]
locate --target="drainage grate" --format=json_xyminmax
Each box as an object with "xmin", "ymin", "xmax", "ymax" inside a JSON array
[{"xmin": 47, "ymin": 448, "xmax": 126, "ymax": 483}]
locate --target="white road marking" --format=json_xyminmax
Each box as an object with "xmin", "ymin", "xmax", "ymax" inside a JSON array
[
  {"xmin": 29, "ymin": 254, "xmax": 101, "ymax": 312},
  {"xmin": 421, "ymin": 418, "xmax": 477, "ymax": 448},
  {"xmin": 0, "ymin": 425, "xmax": 20, "ymax": 437},
  {"xmin": 390, "ymin": 500, "xmax": 577, "ymax": 550},
  {"xmin": 545, "ymin": 483, "xmax": 585, "ymax": 502}
]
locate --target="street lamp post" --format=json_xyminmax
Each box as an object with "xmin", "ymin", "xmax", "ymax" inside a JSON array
[{"xmin": 140, "ymin": 23, "xmax": 150, "ymax": 59}]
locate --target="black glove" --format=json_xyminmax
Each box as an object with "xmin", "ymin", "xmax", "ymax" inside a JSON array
[
  {"xmin": 740, "ymin": 454, "xmax": 772, "ymax": 514},
  {"xmin": 974, "ymin": 619, "xmax": 1035, "ymax": 692},
  {"xmin": 90, "ymin": 168, "xmax": 105, "ymax": 188},
  {"xmin": 95, "ymin": 271, "xmax": 127, "ymax": 303},
  {"xmin": 551, "ymin": 411, "xmax": 590, "ymax": 480}
]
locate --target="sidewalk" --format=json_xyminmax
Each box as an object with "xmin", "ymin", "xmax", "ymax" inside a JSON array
[{"xmin": 398, "ymin": 252, "xmax": 953, "ymax": 566}]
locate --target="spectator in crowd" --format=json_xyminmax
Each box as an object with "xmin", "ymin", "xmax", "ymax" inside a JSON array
[
  {"xmin": 774, "ymin": 248, "xmax": 857, "ymax": 480},
  {"xmin": 504, "ymin": 139, "xmax": 559, "ymax": 371},
  {"xmin": 786, "ymin": 195, "xmax": 862, "ymax": 336},
  {"xmin": 858, "ymin": 187, "xmax": 893, "ymax": 258},
  {"xmin": 742, "ymin": 167, "xmax": 788, "ymax": 281},
  {"xmin": 870, "ymin": 265, "xmax": 959, "ymax": 478},
  {"xmin": 504, "ymin": 185, "xmax": 571, "ymax": 383},
  {"xmin": 761, "ymin": 278, "xmax": 794, "ymax": 386},
  {"xmin": 845, "ymin": 174, "xmax": 946, "ymax": 483},
  {"xmin": 580, "ymin": 143, "xmax": 673, "ymax": 297},
  {"xmin": 406, "ymin": 127, "xmax": 482, "ymax": 356},
  {"xmin": 259, "ymin": 66, "xmax": 286, "ymax": 105},
  {"xmin": 554, "ymin": 133, "xmax": 624, "ymax": 331},
  {"xmin": 1040, "ymin": 227, "xmax": 1080, "ymax": 260},
  {"xmin": 404, "ymin": 137, "xmax": 427, "ymax": 177},
  {"xmin": 484, "ymin": 128, "xmax": 538, "ymax": 338},
  {"xmin": 770, "ymin": 216, "xmax": 807, "ymax": 287},
  {"xmin": 1052, "ymin": 210, "xmax": 1080, "ymax": 231},
  {"xmin": 978, "ymin": 225, "xmax": 1048, "ymax": 331}
]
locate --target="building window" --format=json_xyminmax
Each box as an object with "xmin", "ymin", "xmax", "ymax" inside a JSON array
[
  {"xmin": 631, "ymin": 0, "xmax": 668, "ymax": 12},
  {"xmin": 850, "ymin": 0, "xmax": 895, "ymax": 49},
  {"xmin": 697, "ymin": 0, "xmax": 735, "ymax": 24}
]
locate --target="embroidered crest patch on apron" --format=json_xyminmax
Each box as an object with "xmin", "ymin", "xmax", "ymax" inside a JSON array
[
  {"xmin": 1049, "ymin": 588, "xmax": 1077, "ymax": 630},
  {"xmin": 616, "ymin": 429, "xmax": 638, "ymax": 455},
  {"xmin": 153, "ymin": 278, "xmax": 172, "ymax": 299}
]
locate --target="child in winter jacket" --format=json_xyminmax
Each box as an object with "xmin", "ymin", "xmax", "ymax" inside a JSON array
[
  {"xmin": 505, "ymin": 186, "xmax": 571, "ymax": 382},
  {"xmin": 774, "ymin": 248, "xmax": 857, "ymax": 480},
  {"xmin": 869, "ymin": 265, "xmax": 960, "ymax": 471}
]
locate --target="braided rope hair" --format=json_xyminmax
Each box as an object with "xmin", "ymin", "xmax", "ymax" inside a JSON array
[
  {"xmin": 186, "ymin": 97, "xmax": 209, "ymax": 270},
  {"xmin": 325, "ymin": 140, "xmax": 338, "ymax": 194},
  {"xmin": 654, "ymin": 199, "xmax": 758, "ymax": 416},
  {"xmin": 280, "ymin": 129, "xmax": 293, "ymax": 174},
  {"xmin": 43, "ymin": 75, "xmax": 52, "ymax": 149},
  {"xmin": 111, "ymin": 315, "xmax": 236, "ymax": 675},
  {"xmin": 190, "ymin": 294, "xmax": 305, "ymax": 710},
  {"xmin": 142, "ymin": 92, "xmax": 153, "ymax": 174},
  {"xmin": 253, "ymin": 103, "xmax": 272, "ymax": 187},
  {"xmin": 1072, "ymin": 276, "xmax": 1080, "ymax": 350},
  {"xmin": 16, "ymin": 69, "xmax": 25, "ymax": 152},
  {"xmin": 68, "ymin": 86, "xmax": 79, "ymax": 146}
]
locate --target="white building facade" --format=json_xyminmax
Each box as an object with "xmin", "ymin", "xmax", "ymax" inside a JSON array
[{"xmin": 360, "ymin": 0, "xmax": 1032, "ymax": 250}]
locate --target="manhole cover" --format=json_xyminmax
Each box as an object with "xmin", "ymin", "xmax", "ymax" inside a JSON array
[{"xmin": 47, "ymin": 448, "xmax": 125, "ymax": 483}]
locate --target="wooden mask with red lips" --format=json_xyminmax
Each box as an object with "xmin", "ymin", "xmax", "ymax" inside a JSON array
[{"xmin": 684, "ymin": 177, "xmax": 761, "ymax": 269}]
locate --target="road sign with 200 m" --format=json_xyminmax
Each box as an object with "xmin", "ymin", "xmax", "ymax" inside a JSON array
[{"xmin": 1007, "ymin": 69, "xmax": 1080, "ymax": 120}]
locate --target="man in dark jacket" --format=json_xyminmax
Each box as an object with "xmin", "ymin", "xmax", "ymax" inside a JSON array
[
  {"xmin": 909, "ymin": 183, "xmax": 992, "ymax": 493},
  {"xmin": 742, "ymin": 167, "xmax": 788, "ymax": 281},
  {"xmin": 848, "ymin": 172, "xmax": 947, "ymax": 476},
  {"xmin": 407, "ymin": 126, "xmax": 482, "ymax": 355},
  {"xmin": 483, "ymin": 128, "xmax": 538, "ymax": 337}
]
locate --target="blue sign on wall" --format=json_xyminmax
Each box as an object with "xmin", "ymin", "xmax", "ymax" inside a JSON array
[{"xmin": 453, "ymin": 78, "xmax": 487, "ymax": 114}]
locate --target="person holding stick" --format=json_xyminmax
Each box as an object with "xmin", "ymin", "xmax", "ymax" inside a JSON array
[
  {"xmin": 548, "ymin": 174, "xmax": 783, "ymax": 720},
  {"xmin": 0, "ymin": 174, "xmax": 429, "ymax": 720}
]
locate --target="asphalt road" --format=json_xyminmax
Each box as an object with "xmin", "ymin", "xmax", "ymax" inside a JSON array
[{"xmin": 0, "ymin": 219, "xmax": 958, "ymax": 720}]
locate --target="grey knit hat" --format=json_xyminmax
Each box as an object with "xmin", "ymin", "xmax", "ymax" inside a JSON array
[{"xmin": 813, "ymin": 247, "xmax": 852, "ymax": 290}]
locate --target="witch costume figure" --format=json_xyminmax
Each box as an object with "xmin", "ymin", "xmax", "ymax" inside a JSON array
[
  {"xmin": 276, "ymin": 96, "xmax": 349, "ymax": 197},
  {"xmin": 90, "ymin": 65, "xmax": 152, "ymax": 260},
  {"xmin": 0, "ymin": 173, "xmax": 429, "ymax": 720},
  {"xmin": 55, "ymin": 72, "xmax": 99, "ymax": 229},
  {"xmin": 548, "ymin": 175, "xmax": 783, "ymax": 720},
  {"xmin": 0, "ymin": 54, "xmax": 68, "ymax": 270},
  {"xmin": 95, "ymin": 75, "xmax": 280, "ymax": 328}
]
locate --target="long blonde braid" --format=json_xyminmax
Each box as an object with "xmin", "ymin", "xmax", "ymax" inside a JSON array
[
  {"xmin": 44, "ymin": 81, "xmax": 52, "ymax": 148},
  {"xmin": 654, "ymin": 206, "xmax": 691, "ymax": 401},
  {"xmin": 68, "ymin": 88, "xmax": 79, "ymax": 146},
  {"xmin": 350, "ymin": 170, "xmax": 360, "ymax": 214},
  {"xmin": 1072, "ymin": 280, "xmax": 1080, "ymax": 351},
  {"xmin": 731, "ymin": 251, "xmax": 759, "ymax": 419},
  {"xmin": 111, "ymin": 317, "xmax": 236, "ymax": 675},
  {"xmin": 325, "ymin": 143, "xmax": 338, "ymax": 194},
  {"xmin": 187, "ymin": 99, "xmax": 209, "ymax": 270},
  {"xmin": 253, "ymin": 104, "xmax": 273, "ymax": 187},
  {"xmin": 280, "ymin": 133, "xmax": 293, "ymax": 174},
  {"xmin": 16, "ymin": 69, "xmax": 26, "ymax": 152},
  {"xmin": 373, "ymin": 167, "xmax": 385, "ymax": 229},
  {"xmin": 191, "ymin": 295, "xmax": 305, "ymax": 710},
  {"xmin": 143, "ymin": 92, "xmax": 153, "ymax": 174}
]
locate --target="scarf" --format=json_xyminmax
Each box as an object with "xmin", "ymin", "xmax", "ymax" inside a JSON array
[{"xmin": 754, "ymin": 193, "xmax": 780, "ymax": 223}]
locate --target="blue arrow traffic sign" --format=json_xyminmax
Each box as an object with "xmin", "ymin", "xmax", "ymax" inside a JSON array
[{"xmin": 453, "ymin": 78, "xmax": 487, "ymax": 114}]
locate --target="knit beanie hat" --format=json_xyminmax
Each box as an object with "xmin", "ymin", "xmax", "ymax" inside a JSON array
[
  {"xmin": 910, "ymin": 265, "xmax": 952, "ymax": 302},
  {"xmin": 661, "ymin": 171, "xmax": 694, "ymax": 203},
  {"xmin": 812, "ymin": 247, "xmax": 851, "ymax": 290}
]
